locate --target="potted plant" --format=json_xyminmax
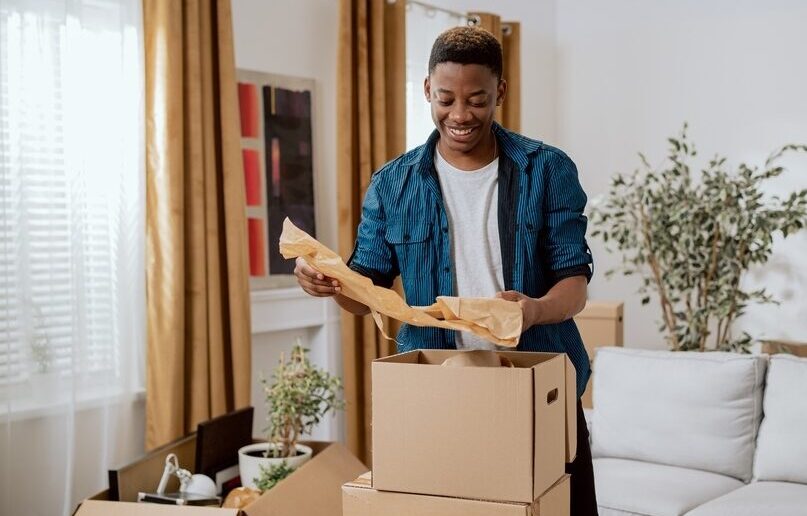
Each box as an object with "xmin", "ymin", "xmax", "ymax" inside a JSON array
[
  {"xmin": 238, "ymin": 341, "xmax": 344, "ymax": 490},
  {"xmin": 590, "ymin": 124, "xmax": 807, "ymax": 351}
]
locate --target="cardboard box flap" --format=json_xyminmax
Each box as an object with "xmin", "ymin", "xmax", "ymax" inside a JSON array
[
  {"xmin": 576, "ymin": 301, "xmax": 623, "ymax": 320},
  {"xmin": 75, "ymin": 500, "xmax": 236, "ymax": 516},
  {"xmin": 564, "ymin": 356, "xmax": 577, "ymax": 463},
  {"xmin": 344, "ymin": 471, "xmax": 372, "ymax": 489},
  {"xmin": 243, "ymin": 441, "xmax": 366, "ymax": 516},
  {"xmin": 533, "ymin": 475, "xmax": 570, "ymax": 515}
]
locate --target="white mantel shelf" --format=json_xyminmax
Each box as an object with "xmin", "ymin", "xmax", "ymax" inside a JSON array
[{"xmin": 250, "ymin": 287, "xmax": 340, "ymax": 334}]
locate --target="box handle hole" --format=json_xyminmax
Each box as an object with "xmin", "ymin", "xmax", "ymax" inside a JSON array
[{"xmin": 546, "ymin": 388, "xmax": 559, "ymax": 405}]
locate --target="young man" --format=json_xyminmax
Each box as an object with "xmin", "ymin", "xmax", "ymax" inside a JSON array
[{"xmin": 294, "ymin": 27, "xmax": 598, "ymax": 515}]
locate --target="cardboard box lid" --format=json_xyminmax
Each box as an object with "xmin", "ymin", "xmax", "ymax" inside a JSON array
[
  {"xmin": 372, "ymin": 350, "xmax": 575, "ymax": 502},
  {"xmin": 343, "ymin": 473, "xmax": 571, "ymax": 516},
  {"xmin": 242, "ymin": 441, "xmax": 367, "ymax": 516},
  {"xmin": 575, "ymin": 301, "xmax": 623, "ymax": 320},
  {"xmin": 75, "ymin": 500, "xmax": 237, "ymax": 516}
]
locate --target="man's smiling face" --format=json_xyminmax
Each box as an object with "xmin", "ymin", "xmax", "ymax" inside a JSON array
[{"xmin": 425, "ymin": 62, "xmax": 505, "ymax": 155}]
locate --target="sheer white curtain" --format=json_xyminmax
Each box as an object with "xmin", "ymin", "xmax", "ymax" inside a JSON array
[
  {"xmin": 405, "ymin": 1, "xmax": 465, "ymax": 151},
  {"xmin": 0, "ymin": 0, "xmax": 145, "ymax": 515}
]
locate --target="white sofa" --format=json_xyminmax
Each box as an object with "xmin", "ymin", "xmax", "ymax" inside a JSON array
[{"xmin": 589, "ymin": 348, "xmax": 807, "ymax": 516}]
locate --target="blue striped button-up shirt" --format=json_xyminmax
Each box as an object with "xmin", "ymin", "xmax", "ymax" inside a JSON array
[{"xmin": 348, "ymin": 123, "xmax": 594, "ymax": 397}]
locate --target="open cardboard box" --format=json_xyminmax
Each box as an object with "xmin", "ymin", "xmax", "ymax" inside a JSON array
[
  {"xmin": 372, "ymin": 350, "xmax": 576, "ymax": 504},
  {"xmin": 344, "ymin": 472, "xmax": 570, "ymax": 516},
  {"xmin": 75, "ymin": 440, "xmax": 366, "ymax": 516}
]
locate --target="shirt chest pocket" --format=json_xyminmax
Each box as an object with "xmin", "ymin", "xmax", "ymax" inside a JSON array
[{"xmin": 385, "ymin": 222, "xmax": 434, "ymax": 280}]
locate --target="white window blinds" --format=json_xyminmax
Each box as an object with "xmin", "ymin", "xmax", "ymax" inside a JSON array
[{"xmin": 0, "ymin": 0, "xmax": 144, "ymax": 404}]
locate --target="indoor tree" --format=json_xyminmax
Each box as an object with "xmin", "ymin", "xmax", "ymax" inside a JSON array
[{"xmin": 590, "ymin": 125, "xmax": 807, "ymax": 351}]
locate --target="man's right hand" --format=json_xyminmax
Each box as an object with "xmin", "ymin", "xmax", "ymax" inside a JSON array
[{"xmin": 294, "ymin": 256, "xmax": 341, "ymax": 297}]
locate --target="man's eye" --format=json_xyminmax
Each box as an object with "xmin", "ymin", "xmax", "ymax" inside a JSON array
[
  {"xmin": 437, "ymin": 99, "xmax": 452, "ymax": 106},
  {"xmin": 470, "ymin": 102, "xmax": 486, "ymax": 108}
]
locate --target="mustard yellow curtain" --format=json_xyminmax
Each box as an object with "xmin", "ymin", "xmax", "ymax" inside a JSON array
[
  {"xmin": 502, "ymin": 21, "xmax": 521, "ymax": 132},
  {"xmin": 337, "ymin": 0, "xmax": 405, "ymax": 465},
  {"xmin": 143, "ymin": 0, "xmax": 251, "ymax": 450}
]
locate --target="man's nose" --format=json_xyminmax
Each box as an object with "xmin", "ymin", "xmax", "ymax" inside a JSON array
[{"xmin": 449, "ymin": 104, "xmax": 472, "ymax": 124}]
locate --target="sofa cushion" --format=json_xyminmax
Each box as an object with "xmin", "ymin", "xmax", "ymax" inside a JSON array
[
  {"xmin": 594, "ymin": 458, "xmax": 743, "ymax": 516},
  {"xmin": 754, "ymin": 354, "xmax": 807, "ymax": 483},
  {"xmin": 592, "ymin": 348, "xmax": 766, "ymax": 481},
  {"xmin": 686, "ymin": 481, "xmax": 807, "ymax": 516},
  {"xmin": 599, "ymin": 508, "xmax": 647, "ymax": 516}
]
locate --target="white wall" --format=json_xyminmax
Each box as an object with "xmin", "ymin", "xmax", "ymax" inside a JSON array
[
  {"xmin": 555, "ymin": 0, "xmax": 807, "ymax": 347},
  {"xmin": 231, "ymin": 0, "xmax": 344, "ymax": 441},
  {"xmin": 232, "ymin": 0, "xmax": 339, "ymax": 254},
  {"xmin": 425, "ymin": 0, "xmax": 558, "ymax": 142},
  {"xmin": 230, "ymin": 0, "xmax": 807, "ymax": 362}
]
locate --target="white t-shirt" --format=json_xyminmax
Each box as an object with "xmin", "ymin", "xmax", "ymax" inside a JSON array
[{"xmin": 434, "ymin": 149, "xmax": 504, "ymax": 350}]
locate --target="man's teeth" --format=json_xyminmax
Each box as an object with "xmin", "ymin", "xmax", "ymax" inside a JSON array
[{"xmin": 449, "ymin": 127, "xmax": 474, "ymax": 136}]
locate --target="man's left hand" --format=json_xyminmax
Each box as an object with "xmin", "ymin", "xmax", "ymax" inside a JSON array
[{"xmin": 497, "ymin": 290, "xmax": 540, "ymax": 330}]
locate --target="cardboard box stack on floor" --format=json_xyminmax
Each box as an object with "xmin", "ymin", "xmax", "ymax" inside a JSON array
[{"xmin": 343, "ymin": 349, "xmax": 577, "ymax": 515}]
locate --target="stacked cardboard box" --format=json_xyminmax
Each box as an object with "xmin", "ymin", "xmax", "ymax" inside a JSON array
[
  {"xmin": 574, "ymin": 301, "xmax": 624, "ymax": 408},
  {"xmin": 343, "ymin": 349, "xmax": 577, "ymax": 515}
]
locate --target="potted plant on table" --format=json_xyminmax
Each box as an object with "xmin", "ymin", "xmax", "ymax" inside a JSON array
[
  {"xmin": 238, "ymin": 341, "xmax": 344, "ymax": 490},
  {"xmin": 590, "ymin": 124, "xmax": 807, "ymax": 352}
]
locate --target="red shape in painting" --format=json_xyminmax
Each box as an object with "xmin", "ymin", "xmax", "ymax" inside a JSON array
[
  {"xmin": 238, "ymin": 82, "xmax": 259, "ymax": 138},
  {"xmin": 242, "ymin": 149, "xmax": 261, "ymax": 206},
  {"xmin": 247, "ymin": 218, "xmax": 266, "ymax": 277}
]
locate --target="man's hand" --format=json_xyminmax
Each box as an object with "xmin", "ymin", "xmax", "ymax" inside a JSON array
[
  {"xmin": 497, "ymin": 276, "xmax": 588, "ymax": 331},
  {"xmin": 497, "ymin": 290, "xmax": 541, "ymax": 329},
  {"xmin": 294, "ymin": 256, "xmax": 341, "ymax": 297}
]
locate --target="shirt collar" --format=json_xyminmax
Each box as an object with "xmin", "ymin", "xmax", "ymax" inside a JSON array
[{"xmin": 411, "ymin": 122, "xmax": 541, "ymax": 176}]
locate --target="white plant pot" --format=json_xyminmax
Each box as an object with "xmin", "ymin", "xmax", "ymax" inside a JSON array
[{"xmin": 237, "ymin": 443, "xmax": 313, "ymax": 490}]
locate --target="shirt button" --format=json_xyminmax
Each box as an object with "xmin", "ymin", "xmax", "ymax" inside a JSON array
[
  {"xmin": 526, "ymin": 223, "xmax": 534, "ymax": 230},
  {"xmin": 443, "ymin": 267, "xmax": 450, "ymax": 273},
  {"xmin": 403, "ymin": 234, "xmax": 410, "ymax": 241},
  {"xmin": 442, "ymin": 227, "xmax": 448, "ymax": 233}
]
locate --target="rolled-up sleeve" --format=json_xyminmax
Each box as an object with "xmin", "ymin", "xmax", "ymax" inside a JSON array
[
  {"xmin": 542, "ymin": 152, "xmax": 593, "ymax": 284},
  {"xmin": 346, "ymin": 175, "xmax": 399, "ymax": 288}
]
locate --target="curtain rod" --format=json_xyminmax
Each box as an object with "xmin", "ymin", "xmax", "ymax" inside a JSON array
[
  {"xmin": 387, "ymin": 0, "xmax": 481, "ymax": 26},
  {"xmin": 388, "ymin": 0, "xmax": 514, "ymax": 35}
]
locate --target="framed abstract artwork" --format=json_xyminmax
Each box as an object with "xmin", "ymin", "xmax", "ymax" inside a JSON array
[{"xmin": 236, "ymin": 70, "xmax": 317, "ymax": 289}]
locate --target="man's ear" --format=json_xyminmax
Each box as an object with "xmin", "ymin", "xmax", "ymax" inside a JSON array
[
  {"xmin": 424, "ymin": 76, "xmax": 431, "ymax": 103},
  {"xmin": 496, "ymin": 79, "xmax": 507, "ymax": 106}
]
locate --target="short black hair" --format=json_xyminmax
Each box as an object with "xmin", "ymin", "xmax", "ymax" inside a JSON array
[{"xmin": 428, "ymin": 26, "xmax": 503, "ymax": 80}]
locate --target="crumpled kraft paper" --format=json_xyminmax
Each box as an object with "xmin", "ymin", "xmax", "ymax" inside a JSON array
[{"xmin": 278, "ymin": 218, "xmax": 522, "ymax": 347}]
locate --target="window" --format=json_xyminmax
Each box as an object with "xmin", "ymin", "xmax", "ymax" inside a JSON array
[
  {"xmin": 405, "ymin": 2, "xmax": 467, "ymax": 150},
  {"xmin": 0, "ymin": 0, "xmax": 144, "ymax": 410}
]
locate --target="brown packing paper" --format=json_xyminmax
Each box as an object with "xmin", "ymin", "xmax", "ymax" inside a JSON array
[
  {"xmin": 441, "ymin": 349, "xmax": 515, "ymax": 368},
  {"xmin": 279, "ymin": 218, "xmax": 522, "ymax": 347}
]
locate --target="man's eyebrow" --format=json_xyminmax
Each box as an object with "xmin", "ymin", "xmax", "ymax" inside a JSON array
[{"xmin": 435, "ymin": 88, "xmax": 488, "ymax": 97}]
